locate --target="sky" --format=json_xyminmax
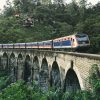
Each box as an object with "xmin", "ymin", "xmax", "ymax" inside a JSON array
[
  {"xmin": 65, "ymin": 0, "xmax": 100, "ymax": 4},
  {"xmin": 0, "ymin": 0, "xmax": 13, "ymax": 12},
  {"xmin": 0, "ymin": 0, "xmax": 100, "ymax": 12}
]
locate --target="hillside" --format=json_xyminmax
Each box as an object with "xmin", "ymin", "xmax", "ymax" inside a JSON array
[{"xmin": 0, "ymin": 0, "xmax": 100, "ymax": 53}]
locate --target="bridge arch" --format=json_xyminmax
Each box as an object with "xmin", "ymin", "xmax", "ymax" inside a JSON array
[
  {"xmin": 10, "ymin": 53, "xmax": 15, "ymax": 58},
  {"xmin": 50, "ymin": 61, "xmax": 61, "ymax": 88},
  {"xmin": 18, "ymin": 53, "xmax": 23, "ymax": 59},
  {"xmin": 64, "ymin": 68, "xmax": 81, "ymax": 92},
  {"xmin": 41, "ymin": 58, "xmax": 49, "ymax": 73},
  {"xmin": 23, "ymin": 55, "xmax": 31, "ymax": 82}
]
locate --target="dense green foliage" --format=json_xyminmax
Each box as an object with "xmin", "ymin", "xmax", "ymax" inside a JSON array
[
  {"xmin": 0, "ymin": 0, "xmax": 100, "ymax": 53},
  {"xmin": 0, "ymin": 1, "xmax": 100, "ymax": 99},
  {"xmin": 0, "ymin": 64, "xmax": 100, "ymax": 100}
]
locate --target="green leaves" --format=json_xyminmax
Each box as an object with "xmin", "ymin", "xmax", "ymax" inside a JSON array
[
  {"xmin": 0, "ymin": 0, "xmax": 100, "ymax": 53},
  {"xmin": 0, "ymin": 72, "xmax": 100, "ymax": 100}
]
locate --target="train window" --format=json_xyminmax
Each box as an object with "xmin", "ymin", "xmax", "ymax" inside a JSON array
[{"xmin": 76, "ymin": 34, "xmax": 87, "ymax": 38}]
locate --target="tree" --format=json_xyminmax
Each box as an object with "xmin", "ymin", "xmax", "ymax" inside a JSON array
[
  {"xmin": 65, "ymin": 0, "xmax": 80, "ymax": 26},
  {"xmin": 3, "ymin": 0, "xmax": 14, "ymax": 17},
  {"xmin": 53, "ymin": 0, "xmax": 64, "ymax": 4},
  {"xmin": 42, "ymin": 0, "xmax": 51, "ymax": 5},
  {"xmin": 79, "ymin": 0, "xmax": 87, "ymax": 21}
]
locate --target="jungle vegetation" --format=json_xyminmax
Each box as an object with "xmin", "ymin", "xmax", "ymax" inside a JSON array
[
  {"xmin": 0, "ymin": 0, "xmax": 100, "ymax": 53},
  {"xmin": 0, "ymin": 1, "xmax": 100, "ymax": 99},
  {"xmin": 0, "ymin": 64, "xmax": 100, "ymax": 100}
]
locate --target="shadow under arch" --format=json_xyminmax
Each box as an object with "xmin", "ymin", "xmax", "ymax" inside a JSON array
[
  {"xmin": 17, "ymin": 54, "xmax": 23, "ymax": 80},
  {"xmin": 18, "ymin": 54, "xmax": 23, "ymax": 59},
  {"xmin": 2, "ymin": 52, "xmax": 9, "ymax": 71},
  {"xmin": 9, "ymin": 53, "xmax": 17, "ymax": 82},
  {"xmin": 32, "ymin": 56, "xmax": 40, "ymax": 81},
  {"xmin": 10, "ymin": 53, "xmax": 15, "ymax": 58},
  {"xmin": 39, "ymin": 58, "xmax": 49, "ymax": 91},
  {"xmin": 50, "ymin": 61, "xmax": 61, "ymax": 88},
  {"xmin": 64, "ymin": 68, "xmax": 81, "ymax": 92},
  {"xmin": 10, "ymin": 53, "xmax": 15, "ymax": 68},
  {"xmin": 23, "ymin": 55, "xmax": 31, "ymax": 82},
  {"xmin": 41, "ymin": 58, "xmax": 48, "ymax": 72}
]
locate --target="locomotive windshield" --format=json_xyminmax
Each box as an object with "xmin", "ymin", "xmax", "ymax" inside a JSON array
[
  {"xmin": 75, "ymin": 34, "xmax": 89, "ymax": 44},
  {"xmin": 76, "ymin": 34, "xmax": 87, "ymax": 38}
]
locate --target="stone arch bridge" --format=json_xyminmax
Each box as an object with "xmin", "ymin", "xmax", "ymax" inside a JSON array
[{"xmin": 0, "ymin": 49, "xmax": 100, "ymax": 91}]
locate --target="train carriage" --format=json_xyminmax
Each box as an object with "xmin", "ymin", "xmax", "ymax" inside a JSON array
[
  {"xmin": 0, "ymin": 44, "xmax": 2, "ymax": 48},
  {"xmin": 7, "ymin": 44, "xmax": 14, "ymax": 48},
  {"xmin": 14, "ymin": 43, "xmax": 25, "ymax": 48},
  {"xmin": 38, "ymin": 40, "xmax": 52, "ymax": 49},
  {"xmin": 2, "ymin": 44, "xmax": 8, "ymax": 48},
  {"xmin": 26, "ymin": 42, "xmax": 38, "ymax": 48},
  {"xmin": 42, "ymin": 40, "xmax": 52, "ymax": 48},
  {"xmin": 53, "ymin": 36, "xmax": 72, "ymax": 49},
  {"xmin": 38, "ymin": 42, "xmax": 44, "ymax": 48},
  {"xmin": 31, "ymin": 42, "xmax": 38, "ymax": 48}
]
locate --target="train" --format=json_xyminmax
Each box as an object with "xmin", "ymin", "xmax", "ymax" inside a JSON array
[{"xmin": 0, "ymin": 33, "xmax": 90, "ymax": 51}]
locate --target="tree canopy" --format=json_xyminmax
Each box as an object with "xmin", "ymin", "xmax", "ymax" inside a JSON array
[{"xmin": 0, "ymin": 0, "xmax": 100, "ymax": 53}]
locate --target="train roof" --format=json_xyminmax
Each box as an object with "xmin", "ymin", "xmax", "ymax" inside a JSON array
[
  {"xmin": 14, "ymin": 43, "xmax": 25, "ymax": 44},
  {"xmin": 3, "ymin": 44, "xmax": 13, "ymax": 45},
  {"xmin": 53, "ymin": 35, "xmax": 74, "ymax": 40},
  {"xmin": 53, "ymin": 33, "xmax": 88, "ymax": 41},
  {"xmin": 26, "ymin": 42, "xmax": 37, "ymax": 44},
  {"xmin": 38, "ymin": 40, "xmax": 52, "ymax": 43},
  {"xmin": 74, "ymin": 32, "xmax": 88, "ymax": 35}
]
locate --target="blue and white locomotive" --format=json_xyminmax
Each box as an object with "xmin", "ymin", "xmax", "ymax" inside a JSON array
[
  {"xmin": 0, "ymin": 33, "xmax": 90, "ymax": 50},
  {"xmin": 53, "ymin": 33, "xmax": 90, "ymax": 49}
]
